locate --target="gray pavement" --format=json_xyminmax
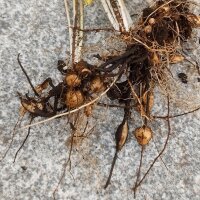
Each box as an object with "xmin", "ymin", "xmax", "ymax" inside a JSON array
[{"xmin": 0, "ymin": 0, "xmax": 200, "ymax": 199}]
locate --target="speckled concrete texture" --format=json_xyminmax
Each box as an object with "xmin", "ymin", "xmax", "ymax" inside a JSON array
[{"xmin": 0, "ymin": 0, "xmax": 200, "ymax": 200}]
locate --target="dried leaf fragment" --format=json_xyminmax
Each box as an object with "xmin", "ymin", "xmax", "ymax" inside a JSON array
[
  {"xmin": 21, "ymin": 99, "xmax": 44, "ymax": 114},
  {"xmin": 35, "ymin": 81, "xmax": 49, "ymax": 94},
  {"xmin": 19, "ymin": 105, "xmax": 27, "ymax": 116}
]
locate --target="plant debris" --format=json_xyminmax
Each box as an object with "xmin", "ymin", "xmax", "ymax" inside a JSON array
[
  {"xmin": 178, "ymin": 72, "xmax": 188, "ymax": 84},
  {"xmin": 2, "ymin": 0, "xmax": 200, "ymax": 198}
]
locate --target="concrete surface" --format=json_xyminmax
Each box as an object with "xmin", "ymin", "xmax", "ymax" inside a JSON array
[{"xmin": 0, "ymin": 0, "xmax": 200, "ymax": 200}]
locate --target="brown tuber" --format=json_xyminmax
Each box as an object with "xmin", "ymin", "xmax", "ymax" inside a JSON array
[
  {"xmin": 65, "ymin": 90, "xmax": 84, "ymax": 109},
  {"xmin": 65, "ymin": 72, "xmax": 81, "ymax": 87},
  {"xmin": 144, "ymin": 25, "xmax": 152, "ymax": 33},
  {"xmin": 148, "ymin": 18, "xmax": 156, "ymax": 25},
  {"xmin": 134, "ymin": 126, "xmax": 153, "ymax": 146},
  {"xmin": 90, "ymin": 76, "xmax": 105, "ymax": 93}
]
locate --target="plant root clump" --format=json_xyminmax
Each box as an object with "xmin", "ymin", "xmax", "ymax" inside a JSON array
[
  {"xmin": 9, "ymin": 0, "xmax": 200, "ymax": 198},
  {"xmin": 95, "ymin": 0, "xmax": 200, "ymax": 192}
]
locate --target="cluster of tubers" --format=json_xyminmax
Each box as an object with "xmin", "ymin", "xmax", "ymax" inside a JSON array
[
  {"xmin": 18, "ymin": 59, "xmax": 106, "ymax": 119},
  {"xmin": 64, "ymin": 60, "xmax": 105, "ymax": 110}
]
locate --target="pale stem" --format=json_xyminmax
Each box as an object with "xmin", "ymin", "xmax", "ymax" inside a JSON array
[
  {"xmin": 71, "ymin": 0, "xmax": 78, "ymax": 64},
  {"xmin": 117, "ymin": 0, "xmax": 132, "ymax": 31},
  {"xmin": 100, "ymin": 0, "xmax": 120, "ymax": 31},
  {"xmin": 64, "ymin": 0, "xmax": 72, "ymax": 57},
  {"xmin": 76, "ymin": 0, "xmax": 84, "ymax": 62}
]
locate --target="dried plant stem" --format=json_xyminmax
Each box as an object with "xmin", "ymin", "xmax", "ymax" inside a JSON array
[
  {"xmin": 101, "ymin": 0, "xmax": 120, "ymax": 31},
  {"xmin": 97, "ymin": 102, "xmax": 137, "ymax": 109},
  {"xmin": 64, "ymin": 0, "xmax": 72, "ymax": 56},
  {"xmin": 131, "ymin": 37, "xmax": 151, "ymax": 50},
  {"xmin": 133, "ymin": 96, "xmax": 171, "ymax": 194},
  {"xmin": 53, "ymin": 117, "xmax": 79, "ymax": 199},
  {"xmin": 110, "ymin": 0, "xmax": 125, "ymax": 31},
  {"xmin": 101, "ymin": 0, "xmax": 132, "ymax": 31},
  {"xmin": 0, "ymin": 116, "xmax": 23, "ymax": 162},
  {"xmin": 133, "ymin": 146, "xmax": 144, "ymax": 198},
  {"xmin": 17, "ymin": 54, "xmax": 39, "ymax": 97},
  {"xmin": 117, "ymin": 0, "xmax": 132, "ymax": 31},
  {"xmin": 76, "ymin": 0, "xmax": 84, "ymax": 61},
  {"xmin": 13, "ymin": 116, "xmax": 34, "ymax": 163},
  {"xmin": 127, "ymin": 79, "xmax": 150, "ymax": 121},
  {"xmin": 52, "ymin": 137, "xmax": 74, "ymax": 199},
  {"xmin": 154, "ymin": 106, "xmax": 200, "ymax": 119},
  {"xmin": 104, "ymin": 151, "xmax": 118, "ymax": 188},
  {"xmin": 152, "ymin": 138, "xmax": 171, "ymax": 174},
  {"xmin": 127, "ymin": 79, "xmax": 142, "ymax": 106},
  {"xmin": 71, "ymin": 0, "xmax": 79, "ymax": 64},
  {"xmin": 72, "ymin": 26, "xmax": 117, "ymax": 32},
  {"xmin": 53, "ymin": 112, "xmax": 96, "ymax": 199},
  {"xmin": 69, "ymin": 0, "xmax": 85, "ymax": 63}
]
